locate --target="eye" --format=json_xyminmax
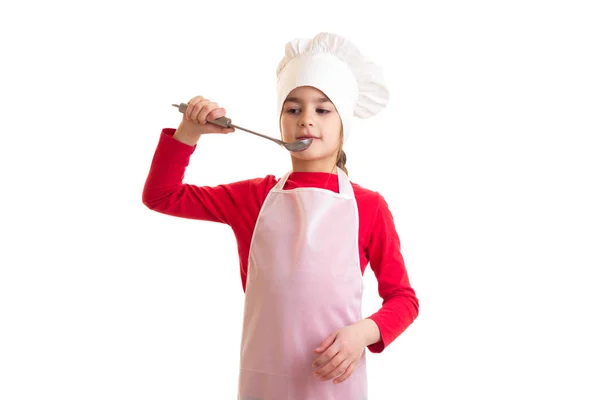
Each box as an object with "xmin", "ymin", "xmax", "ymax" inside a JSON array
[
  {"xmin": 286, "ymin": 108, "xmax": 300, "ymax": 114},
  {"xmin": 316, "ymin": 108, "xmax": 330, "ymax": 114}
]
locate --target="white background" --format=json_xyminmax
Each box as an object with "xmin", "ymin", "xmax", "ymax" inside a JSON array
[{"xmin": 1, "ymin": 0, "xmax": 599, "ymax": 399}]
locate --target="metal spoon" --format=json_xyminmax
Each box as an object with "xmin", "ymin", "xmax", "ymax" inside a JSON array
[{"xmin": 172, "ymin": 103, "xmax": 312, "ymax": 152}]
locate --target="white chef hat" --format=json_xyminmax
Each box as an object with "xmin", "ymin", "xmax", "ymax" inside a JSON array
[{"xmin": 276, "ymin": 32, "xmax": 389, "ymax": 142}]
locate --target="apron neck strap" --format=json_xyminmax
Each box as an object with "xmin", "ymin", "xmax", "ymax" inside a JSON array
[{"xmin": 274, "ymin": 167, "xmax": 353, "ymax": 197}]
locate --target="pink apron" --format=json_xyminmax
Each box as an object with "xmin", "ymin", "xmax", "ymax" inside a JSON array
[{"xmin": 238, "ymin": 167, "xmax": 368, "ymax": 400}]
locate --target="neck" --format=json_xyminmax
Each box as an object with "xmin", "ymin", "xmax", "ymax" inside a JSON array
[{"xmin": 291, "ymin": 157, "xmax": 338, "ymax": 174}]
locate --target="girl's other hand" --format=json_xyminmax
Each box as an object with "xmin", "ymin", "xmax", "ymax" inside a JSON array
[{"xmin": 311, "ymin": 323, "xmax": 368, "ymax": 384}]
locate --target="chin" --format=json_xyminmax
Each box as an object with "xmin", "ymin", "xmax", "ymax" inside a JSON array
[
  {"xmin": 291, "ymin": 147, "xmax": 335, "ymax": 162},
  {"xmin": 291, "ymin": 152, "xmax": 318, "ymax": 161}
]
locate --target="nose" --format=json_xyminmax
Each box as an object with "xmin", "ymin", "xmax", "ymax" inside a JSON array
[{"xmin": 298, "ymin": 111, "xmax": 314, "ymax": 127}]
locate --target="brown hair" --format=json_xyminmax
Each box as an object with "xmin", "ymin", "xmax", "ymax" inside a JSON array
[{"xmin": 335, "ymin": 127, "xmax": 348, "ymax": 175}]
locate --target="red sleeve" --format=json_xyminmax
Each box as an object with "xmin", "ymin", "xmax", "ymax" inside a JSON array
[
  {"xmin": 142, "ymin": 128, "xmax": 252, "ymax": 225},
  {"xmin": 365, "ymin": 194, "xmax": 419, "ymax": 353}
]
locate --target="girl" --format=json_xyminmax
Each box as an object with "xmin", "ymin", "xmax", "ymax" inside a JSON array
[{"xmin": 143, "ymin": 32, "xmax": 419, "ymax": 400}]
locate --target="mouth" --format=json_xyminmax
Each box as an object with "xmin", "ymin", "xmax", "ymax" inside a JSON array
[{"xmin": 297, "ymin": 135, "xmax": 319, "ymax": 140}]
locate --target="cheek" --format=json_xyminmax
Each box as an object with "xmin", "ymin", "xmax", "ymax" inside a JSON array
[
  {"xmin": 323, "ymin": 124, "xmax": 342, "ymax": 145},
  {"xmin": 279, "ymin": 117, "xmax": 293, "ymax": 139}
]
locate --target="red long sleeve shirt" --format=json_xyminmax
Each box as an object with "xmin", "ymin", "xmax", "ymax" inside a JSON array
[{"xmin": 142, "ymin": 129, "xmax": 419, "ymax": 353}]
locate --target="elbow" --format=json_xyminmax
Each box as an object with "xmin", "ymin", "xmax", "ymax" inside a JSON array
[
  {"xmin": 141, "ymin": 193, "xmax": 153, "ymax": 209},
  {"xmin": 141, "ymin": 185, "xmax": 162, "ymax": 210},
  {"xmin": 393, "ymin": 288, "xmax": 420, "ymax": 323},
  {"xmin": 404, "ymin": 287, "xmax": 420, "ymax": 321},
  {"xmin": 142, "ymin": 197, "xmax": 154, "ymax": 210},
  {"xmin": 411, "ymin": 294, "xmax": 420, "ymax": 321},
  {"xmin": 142, "ymin": 177, "xmax": 173, "ymax": 211},
  {"xmin": 142, "ymin": 194, "xmax": 163, "ymax": 211}
]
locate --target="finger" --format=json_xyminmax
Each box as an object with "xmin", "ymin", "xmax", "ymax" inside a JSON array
[
  {"xmin": 192, "ymin": 99, "xmax": 210, "ymax": 125},
  {"xmin": 333, "ymin": 362, "xmax": 357, "ymax": 384},
  {"xmin": 314, "ymin": 350, "xmax": 345, "ymax": 376},
  {"xmin": 186, "ymin": 96, "xmax": 204, "ymax": 120},
  {"xmin": 187, "ymin": 99, "xmax": 210, "ymax": 124},
  {"xmin": 206, "ymin": 107, "xmax": 226, "ymax": 122},
  {"xmin": 312, "ymin": 343, "xmax": 339, "ymax": 369},
  {"xmin": 316, "ymin": 353, "xmax": 348, "ymax": 380},
  {"xmin": 324, "ymin": 359, "xmax": 351, "ymax": 381},
  {"xmin": 198, "ymin": 102, "xmax": 219, "ymax": 124},
  {"xmin": 314, "ymin": 331, "xmax": 337, "ymax": 354},
  {"xmin": 188, "ymin": 95, "xmax": 205, "ymax": 104},
  {"xmin": 207, "ymin": 108, "xmax": 234, "ymax": 134},
  {"xmin": 207, "ymin": 112, "xmax": 234, "ymax": 135}
]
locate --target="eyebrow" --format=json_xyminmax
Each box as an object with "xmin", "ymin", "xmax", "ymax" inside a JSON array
[{"xmin": 284, "ymin": 97, "xmax": 332, "ymax": 104}]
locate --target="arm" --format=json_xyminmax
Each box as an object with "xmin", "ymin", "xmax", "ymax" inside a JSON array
[
  {"xmin": 142, "ymin": 128, "xmax": 249, "ymax": 225},
  {"xmin": 365, "ymin": 194, "xmax": 419, "ymax": 353}
]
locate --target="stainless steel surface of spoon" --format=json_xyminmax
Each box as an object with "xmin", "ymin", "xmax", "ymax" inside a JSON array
[{"xmin": 172, "ymin": 103, "xmax": 312, "ymax": 152}]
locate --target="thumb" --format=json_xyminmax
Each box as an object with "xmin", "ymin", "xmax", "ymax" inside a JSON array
[
  {"xmin": 217, "ymin": 126, "xmax": 236, "ymax": 134},
  {"xmin": 315, "ymin": 332, "xmax": 337, "ymax": 353}
]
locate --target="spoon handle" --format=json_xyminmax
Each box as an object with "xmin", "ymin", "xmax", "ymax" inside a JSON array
[
  {"xmin": 229, "ymin": 124, "xmax": 285, "ymax": 146},
  {"xmin": 172, "ymin": 103, "xmax": 232, "ymax": 128},
  {"xmin": 172, "ymin": 103, "xmax": 284, "ymax": 146}
]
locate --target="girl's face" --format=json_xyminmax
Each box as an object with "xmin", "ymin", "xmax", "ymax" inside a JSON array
[{"xmin": 280, "ymin": 86, "xmax": 343, "ymax": 170}]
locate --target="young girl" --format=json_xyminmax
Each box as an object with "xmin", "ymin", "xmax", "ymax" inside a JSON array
[{"xmin": 143, "ymin": 32, "xmax": 418, "ymax": 400}]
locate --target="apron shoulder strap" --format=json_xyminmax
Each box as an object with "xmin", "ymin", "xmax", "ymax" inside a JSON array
[
  {"xmin": 273, "ymin": 171, "xmax": 293, "ymax": 191},
  {"xmin": 336, "ymin": 167, "xmax": 354, "ymax": 198}
]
